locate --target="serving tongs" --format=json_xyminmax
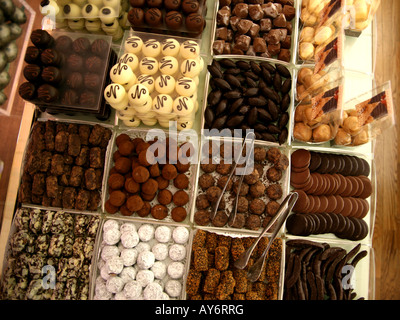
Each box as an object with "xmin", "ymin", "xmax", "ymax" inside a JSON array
[
  {"xmin": 234, "ymin": 191, "xmax": 299, "ymax": 282},
  {"xmin": 210, "ymin": 132, "xmax": 256, "ymax": 224}
]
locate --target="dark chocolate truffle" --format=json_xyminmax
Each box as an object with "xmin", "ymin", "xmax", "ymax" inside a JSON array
[
  {"xmin": 23, "ymin": 64, "xmax": 41, "ymax": 82},
  {"xmin": 145, "ymin": 8, "xmax": 163, "ymax": 26},
  {"xmin": 67, "ymin": 54, "xmax": 84, "ymax": 71},
  {"xmin": 37, "ymin": 84, "xmax": 59, "ymax": 103},
  {"xmin": 79, "ymin": 91, "xmax": 97, "ymax": 107},
  {"xmin": 85, "ymin": 55, "xmax": 103, "ymax": 73},
  {"xmin": 128, "ymin": 7, "xmax": 145, "ymax": 27},
  {"xmin": 185, "ymin": 12, "xmax": 205, "ymax": 32},
  {"xmin": 130, "ymin": 0, "xmax": 146, "ymax": 7},
  {"xmin": 24, "ymin": 46, "xmax": 41, "ymax": 64},
  {"xmin": 91, "ymin": 39, "xmax": 109, "ymax": 57},
  {"xmin": 61, "ymin": 89, "xmax": 79, "ymax": 105},
  {"xmin": 84, "ymin": 73, "xmax": 101, "ymax": 90},
  {"xmin": 30, "ymin": 29, "xmax": 54, "ymax": 49},
  {"xmin": 41, "ymin": 66, "xmax": 63, "ymax": 85},
  {"xmin": 40, "ymin": 48, "xmax": 62, "ymax": 66},
  {"xmin": 66, "ymin": 72, "xmax": 83, "ymax": 89},
  {"xmin": 18, "ymin": 82, "xmax": 36, "ymax": 100},
  {"xmin": 182, "ymin": 0, "xmax": 199, "ymax": 14},
  {"xmin": 72, "ymin": 37, "xmax": 91, "ymax": 55},
  {"xmin": 55, "ymin": 35, "xmax": 73, "ymax": 52},
  {"xmin": 164, "ymin": 0, "xmax": 181, "ymax": 11},
  {"xmin": 165, "ymin": 11, "xmax": 183, "ymax": 30}
]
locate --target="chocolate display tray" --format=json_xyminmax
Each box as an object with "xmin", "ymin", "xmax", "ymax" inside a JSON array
[
  {"xmin": 102, "ymin": 127, "xmax": 199, "ymax": 225},
  {"xmin": 128, "ymin": 0, "xmax": 208, "ymax": 38},
  {"xmin": 210, "ymin": 0, "xmax": 300, "ymax": 65},
  {"xmin": 201, "ymin": 56, "xmax": 296, "ymax": 147},
  {"xmin": 0, "ymin": 0, "xmax": 36, "ymax": 116}
]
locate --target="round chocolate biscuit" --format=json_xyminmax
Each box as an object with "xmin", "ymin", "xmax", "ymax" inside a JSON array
[
  {"xmin": 348, "ymin": 217, "xmax": 364, "ymax": 240},
  {"xmin": 349, "ymin": 156, "xmax": 360, "ymax": 176},
  {"xmin": 348, "ymin": 197, "xmax": 359, "ymax": 217},
  {"xmin": 339, "ymin": 177, "xmax": 354, "ymax": 198},
  {"xmin": 306, "ymin": 173, "xmax": 320, "ymax": 195},
  {"xmin": 309, "ymin": 195, "xmax": 320, "ymax": 214},
  {"xmin": 357, "ymin": 198, "xmax": 369, "ymax": 219},
  {"xmin": 335, "ymin": 174, "xmax": 348, "ymax": 195},
  {"xmin": 312, "ymin": 214, "xmax": 326, "ymax": 234},
  {"xmin": 318, "ymin": 195, "xmax": 329, "ymax": 213},
  {"xmin": 358, "ymin": 176, "xmax": 372, "ymax": 199},
  {"xmin": 333, "ymin": 155, "xmax": 345, "ymax": 174},
  {"xmin": 335, "ymin": 213, "xmax": 347, "ymax": 234},
  {"xmin": 309, "ymin": 152, "xmax": 321, "ymax": 172},
  {"xmin": 306, "ymin": 195, "xmax": 315, "ymax": 213},
  {"xmin": 326, "ymin": 195, "xmax": 337, "ymax": 214},
  {"xmin": 339, "ymin": 197, "xmax": 353, "ymax": 217},
  {"xmin": 291, "ymin": 149, "xmax": 311, "ymax": 169},
  {"xmin": 325, "ymin": 155, "xmax": 338, "ymax": 174},
  {"xmin": 327, "ymin": 212, "xmax": 340, "ymax": 233},
  {"xmin": 335, "ymin": 216, "xmax": 355, "ymax": 240},
  {"xmin": 286, "ymin": 213, "xmax": 310, "ymax": 236},
  {"xmin": 290, "ymin": 169, "xmax": 310, "ymax": 186},
  {"xmin": 292, "ymin": 189, "xmax": 309, "ymax": 213},
  {"xmin": 353, "ymin": 218, "xmax": 369, "ymax": 241},
  {"xmin": 352, "ymin": 176, "xmax": 365, "ymax": 198},
  {"xmin": 346, "ymin": 176, "xmax": 360, "ymax": 198},
  {"xmin": 341, "ymin": 155, "xmax": 354, "ymax": 176},
  {"xmin": 330, "ymin": 174, "xmax": 341, "ymax": 195},
  {"xmin": 321, "ymin": 212, "xmax": 334, "ymax": 233},
  {"xmin": 332, "ymin": 195, "xmax": 345, "ymax": 214},
  {"xmin": 359, "ymin": 158, "xmax": 370, "ymax": 177},
  {"xmin": 316, "ymin": 154, "xmax": 331, "ymax": 174},
  {"xmin": 291, "ymin": 164, "xmax": 309, "ymax": 173}
]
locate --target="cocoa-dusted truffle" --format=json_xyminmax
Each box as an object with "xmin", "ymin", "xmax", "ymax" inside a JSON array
[
  {"xmin": 120, "ymin": 205, "xmax": 134, "ymax": 216},
  {"xmin": 265, "ymin": 200, "xmax": 280, "ymax": 216},
  {"xmin": 108, "ymin": 173, "xmax": 125, "ymax": 190},
  {"xmin": 245, "ymin": 214, "xmax": 261, "ymax": 230},
  {"xmin": 149, "ymin": 163, "xmax": 160, "ymax": 177},
  {"xmin": 173, "ymin": 190, "xmax": 189, "ymax": 206},
  {"xmin": 132, "ymin": 166, "xmax": 150, "ymax": 183},
  {"xmin": 176, "ymin": 160, "xmax": 190, "ymax": 173},
  {"xmin": 266, "ymin": 184, "xmax": 282, "ymax": 200},
  {"xmin": 174, "ymin": 173, "xmax": 189, "ymax": 189},
  {"xmin": 194, "ymin": 210, "xmax": 211, "ymax": 226},
  {"xmin": 138, "ymin": 150, "xmax": 155, "ymax": 167},
  {"xmin": 109, "ymin": 190, "xmax": 127, "ymax": 207},
  {"xmin": 217, "ymin": 176, "xmax": 233, "ymax": 191},
  {"xmin": 157, "ymin": 189, "xmax": 173, "ymax": 205},
  {"xmin": 254, "ymin": 147, "xmax": 267, "ymax": 161},
  {"xmin": 124, "ymin": 177, "xmax": 140, "ymax": 194},
  {"xmin": 156, "ymin": 176, "xmax": 169, "ymax": 190},
  {"xmin": 196, "ymin": 194, "xmax": 210, "ymax": 210},
  {"xmin": 119, "ymin": 140, "xmax": 135, "ymax": 156},
  {"xmin": 162, "ymin": 164, "xmax": 178, "ymax": 180},
  {"xmin": 206, "ymin": 186, "xmax": 222, "ymax": 203},
  {"xmin": 199, "ymin": 173, "xmax": 214, "ymax": 191},
  {"xmin": 151, "ymin": 204, "xmax": 168, "ymax": 220},
  {"xmin": 237, "ymin": 196, "xmax": 248, "ymax": 213},
  {"xmin": 171, "ymin": 207, "xmax": 187, "ymax": 222},
  {"xmin": 126, "ymin": 194, "xmax": 144, "ymax": 212},
  {"xmin": 249, "ymin": 199, "xmax": 265, "ymax": 215},
  {"xmin": 116, "ymin": 133, "xmax": 131, "ymax": 147},
  {"xmin": 200, "ymin": 163, "xmax": 217, "ymax": 173},
  {"xmin": 212, "ymin": 210, "xmax": 228, "ymax": 227},
  {"xmin": 249, "ymin": 180, "xmax": 265, "ymax": 198},
  {"xmin": 137, "ymin": 201, "xmax": 151, "ymax": 217},
  {"xmin": 115, "ymin": 157, "xmax": 132, "ymax": 174},
  {"xmin": 243, "ymin": 169, "xmax": 260, "ymax": 185},
  {"xmin": 232, "ymin": 181, "xmax": 249, "ymax": 196},
  {"xmin": 141, "ymin": 178, "xmax": 158, "ymax": 195},
  {"xmin": 105, "ymin": 199, "xmax": 119, "ymax": 214},
  {"xmin": 266, "ymin": 167, "xmax": 282, "ymax": 182}
]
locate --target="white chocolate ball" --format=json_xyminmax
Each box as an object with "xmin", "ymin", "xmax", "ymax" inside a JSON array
[
  {"xmin": 179, "ymin": 40, "xmax": 200, "ymax": 59},
  {"xmin": 125, "ymin": 36, "xmax": 143, "ymax": 54},
  {"xmin": 172, "ymin": 96, "xmax": 194, "ymax": 116},
  {"xmin": 100, "ymin": 6, "xmax": 117, "ymax": 24},
  {"xmin": 161, "ymin": 38, "xmax": 180, "ymax": 56},
  {"xmin": 159, "ymin": 56, "xmax": 179, "ymax": 75},
  {"xmin": 139, "ymin": 57, "xmax": 158, "ymax": 75},
  {"xmin": 110, "ymin": 63, "xmax": 135, "ymax": 85},
  {"xmin": 104, "ymin": 83, "xmax": 127, "ymax": 108},
  {"xmin": 175, "ymin": 77, "xmax": 197, "ymax": 96},
  {"xmin": 119, "ymin": 53, "xmax": 139, "ymax": 72},
  {"xmin": 155, "ymin": 75, "xmax": 176, "ymax": 94},
  {"xmin": 63, "ymin": 4, "xmax": 81, "ymax": 18},
  {"xmin": 137, "ymin": 74, "xmax": 155, "ymax": 93},
  {"xmin": 142, "ymin": 39, "xmax": 161, "ymax": 57},
  {"xmin": 68, "ymin": 19, "xmax": 85, "ymax": 30},
  {"xmin": 85, "ymin": 19, "xmax": 102, "ymax": 32},
  {"xmin": 152, "ymin": 94, "xmax": 173, "ymax": 114},
  {"xmin": 123, "ymin": 118, "xmax": 141, "ymax": 127},
  {"xmin": 180, "ymin": 59, "xmax": 201, "ymax": 78},
  {"xmin": 128, "ymin": 83, "xmax": 150, "ymax": 106},
  {"xmin": 82, "ymin": 3, "xmax": 100, "ymax": 19},
  {"xmin": 177, "ymin": 118, "xmax": 194, "ymax": 131},
  {"xmin": 134, "ymin": 95, "xmax": 153, "ymax": 113}
]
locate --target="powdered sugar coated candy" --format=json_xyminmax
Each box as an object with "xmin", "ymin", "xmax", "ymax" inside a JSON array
[
  {"xmin": 154, "ymin": 226, "xmax": 172, "ymax": 243},
  {"xmin": 167, "ymin": 261, "xmax": 185, "ymax": 279},
  {"xmin": 137, "ymin": 250, "xmax": 155, "ymax": 269},
  {"xmin": 143, "ymin": 282, "xmax": 163, "ymax": 300},
  {"xmin": 120, "ymin": 222, "xmax": 137, "ymax": 233},
  {"xmin": 106, "ymin": 276, "xmax": 124, "ymax": 293},
  {"xmin": 101, "ymin": 245, "xmax": 120, "ymax": 261},
  {"xmin": 120, "ymin": 231, "xmax": 140, "ymax": 248},
  {"xmin": 136, "ymin": 269, "xmax": 154, "ymax": 287},
  {"xmin": 119, "ymin": 266, "xmax": 137, "ymax": 283},
  {"xmin": 151, "ymin": 243, "xmax": 169, "ymax": 260},
  {"xmin": 103, "ymin": 228, "xmax": 121, "ymax": 245},
  {"xmin": 120, "ymin": 248, "xmax": 138, "ymax": 266},
  {"xmin": 169, "ymin": 243, "xmax": 186, "ymax": 261},
  {"xmin": 106, "ymin": 256, "xmax": 124, "ymax": 274},
  {"xmin": 151, "ymin": 261, "xmax": 167, "ymax": 279},
  {"xmin": 137, "ymin": 224, "xmax": 155, "ymax": 242},
  {"xmin": 165, "ymin": 279, "xmax": 182, "ymax": 298},
  {"xmin": 124, "ymin": 280, "xmax": 142, "ymax": 299},
  {"xmin": 172, "ymin": 226, "xmax": 189, "ymax": 244},
  {"xmin": 103, "ymin": 219, "xmax": 119, "ymax": 232}
]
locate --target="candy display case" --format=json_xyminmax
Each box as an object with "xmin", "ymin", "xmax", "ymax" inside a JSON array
[{"xmin": 0, "ymin": 0, "xmax": 36, "ymax": 116}]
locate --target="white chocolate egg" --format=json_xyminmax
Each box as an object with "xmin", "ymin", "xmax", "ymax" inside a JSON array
[
  {"xmin": 100, "ymin": 6, "xmax": 117, "ymax": 24},
  {"xmin": 63, "ymin": 3, "xmax": 81, "ymax": 18},
  {"xmin": 155, "ymin": 75, "xmax": 176, "ymax": 95},
  {"xmin": 139, "ymin": 57, "xmax": 158, "ymax": 75},
  {"xmin": 82, "ymin": 3, "xmax": 100, "ymax": 19},
  {"xmin": 179, "ymin": 40, "xmax": 200, "ymax": 59},
  {"xmin": 142, "ymin": 39, "xmax": 161, "ymax": 57}
]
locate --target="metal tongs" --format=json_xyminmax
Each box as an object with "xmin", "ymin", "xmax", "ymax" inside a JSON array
[
  {"xmin": 234, "ymin": 191, "xmax": 299, "ymax": 282},
  {"xmin": 210, "ymin": 131, "xmax": 256, "ymax": 225}
]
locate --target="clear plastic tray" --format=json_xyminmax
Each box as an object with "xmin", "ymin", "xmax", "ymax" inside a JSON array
[
  {"xmin": 102, "ymin": 127, "xmax": 199, "ymax": 225},
  {"xmin": 190, "ymin": 135, "xmax": 291, "ymax": 236},
  {"xmin": 183, "ymin": 227, "xmax": 286, "ymax": 300},
  {"xmin": 286, "ymin": 145, "xmax": 376, "ymax": 246},
  {"xmin": 17, "ymin": 117, "xmax": 115, "ymax": 213},
  {"xmin": 210, "ymin": 0, "xmax": 300, "ymax": 65},
  {"xmin": 90, "ymin": 216, "xmax": 192, "ymax": 300},
  {"xmin": 201, "ymin": 55, "xmax": 296, "ymax": 146},
  {"xmin": 107, "ymin": 30, "xmax": 208, "ymax": 132},
  {"xmin": 283, "ymin": 237, "xmax": 375, "ymax": 300},
  {"xmin": 0, "ymin": 0, "xmax": 36, "ymax": 116},
  {"xmin": 20, "ymin": 30, "xmax": 115, "ymax": 113},
  {"xmin": 127, "ymin": 0, "xmax": 208, "ymax": 38}
]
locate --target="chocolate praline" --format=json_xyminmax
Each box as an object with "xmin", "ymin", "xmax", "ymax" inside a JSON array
[
  {"xmin": 79, "ymin": 91, "xmax": 97, "ymax": 107},
  {"xmin": 85, "ymin": 55, "xmax": 103, "ymax": 73},
  {"xmin": 84, "ymin": 73, "xmax": 101, "ymax": 90},
  {"xmin": 72, "ymin": 37, "xmax": 91, "ymax": 55},
  {"xmin": 145, "ymin": 8, "xmax": 163, "ymax": 27},
  {"xmin": 55, "ymin": 35, "xmax": 73, "ymax": 52},
  {"xmin": 67, "ymin": 54, "xmax": 84, "ymax": 71},
  {"xmin": 146, "ymin": 0, "xmax": 163, "ymax": 8},
  {"xmin": 23, "ymin": 64, "xmax": 41, "ymax": 82},
  {"xmin": 130, "ymin": 0, "xmax": 146, "ymax": 7},
  {"xmin": 185, "ymin": 13, "xmax": 205, "ymax": 32},
  {"xmin": 18, "ymin": 82, "xmax": 36, "ymax": 100},
  {"xmin": 41, "ymin": 66, "xmax": 63, "ymax": 85},
  {"xmin": 40, "ymin": 48, "xmax": 63, "ymax": 66},
  {"xmin": 165, "ymin": 11, "xmax": 183, "ymax": 30},
  {"xmin": 91, "ymin": 39, "xmax": 109, "ymax": 57},
  {"xmin": 30, "ymin": 29, "xmax": 54, "ymax": 49},
  {"xmin": 37, "ymin": 84, "xmax": 59, "ymax": 103},
  {"xmin": 164, "ymin": 0, "xmax": 181, "ymax": 11},
  {"xmin": 24, "ymin": 46, "xmax": 41, "ymax": 64},
  {"xmin": 182, "ymin": 0, "xmax": 199, "ymax": 14},
  {"xmin": 61, "ymin": 89, "xmax": 79, "ymax": 105},
  {"xmin": 128, "ymin": 7, "xmax": 145, "ymax": 27},
  {"xmin": 66, "ymin": 72, "xmax": 83, "ymax": 89}
]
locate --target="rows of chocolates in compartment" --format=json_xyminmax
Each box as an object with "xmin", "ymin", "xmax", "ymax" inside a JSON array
[
  {"xmin": 194, "ymin": 143, "xmax": 289, "ymax": 231},
  {"xmin": 204, "ymin": 58, "xmax": 291, "ymax": 144},
  {"xmin": 19, "ymin": 29, "xmax": 110, "ymax": 108},
  {"xmin": 105, "ymin": 133, "xmax": 193, "ymax": 222},
  {"xmin": 186, "ymin": 229, "xmax": 282, "ymax": 300},
  {"xmin": 18, "ymin": 121, "xmax": 112, "ymax": 211},
  {"xmin": 214, "ymin": 1, "xmax": 295, "ymax": 62},
  {"xmin": 128, "ymin": 0, "xmax": 205, "ymax": 34},
  {"xmin": 1, "ymin": 208, "xmax": 100, "ymax": 300}
]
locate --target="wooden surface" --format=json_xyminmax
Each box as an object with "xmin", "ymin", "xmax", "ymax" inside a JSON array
[{"xmin": 0, "ymin": 0, "xmax": 399, "ymax": 300}]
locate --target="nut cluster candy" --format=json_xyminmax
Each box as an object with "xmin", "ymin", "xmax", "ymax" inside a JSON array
[
  {"xmin": 205, "ymin": 58, "xmax": 292, "ymax": 144},
  {"xmin": 186, "ymin": 229, "xmax": 283, "ymax": 300},
  {"xmin": 1, "ymin": 208, "xmax": 100, "ymax": 300},
  {"xmin": 213, "ymin": 1, "xmax": 296, "ymax": 62},
  {"xmin": 284, "ymin": 239, "xmax": 368, "ymax": 300}
]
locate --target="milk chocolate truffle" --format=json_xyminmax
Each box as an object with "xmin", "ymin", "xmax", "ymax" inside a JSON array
[
  {"xmin": 171, "ymin": 207, "xmax": 187, "ymax": 222},
  {"xmin": 127, "ymin": 194, "xmax": 144, "ymax": 212},
  {"xmin": 151, "ymin": 204, "xmax": 168, "ymax": 220},
  {"xmin": 79, "ymin": 91, "xmax": 97, "ymax": 107},
  {"xmin": 147, "ymin": 0, "xmax": 163, "ymax": 8},
  {"xmin": 91, "ymin": 38, "xmax": 109, "ymax": 57},
  {"xmin": 145, "ymin": 8, "xmax": 163, "ymax": 27},
  {"xmin": 182, "ymin": 0, "xmax": 199, "ymax": 14},
  {"xmin": 141, "ymin": 178, "xmax": 158, "ymax": 195},
  {"xmin": 157, "ymin": 189, "xmax": 173, "ymax": 205},
  {"xmin": 72, "ymin": 37, "xmax": 91, "ymax": 55},
  {"xmin": 85, "ymin": 55, "xmax": 103, "ymax": 73},
  {"xmin": 19, "ymin": 82, "xmax": 36, "ymax": 100},
  {"xmin": 109, "ymin": 190, "xmax": 126, "ymax": 207},
  {"xmin": 66, "ymin": 72, "xmax": 83, "ymax": 89},
  {"xmin": 185, "ymin": 13, "xmax": 205, "ymax": 32},
  {"xmin": 108, "ymin": 173, "xmax": 125, "ymax": 189},
  {"xmin": 67, "ymin": 54, "xmax": 84, "ymax": 72},
  {"xmin": 119, "ymin": 140, "xmax": 135, "ymax": 156},
  {"xmin": 42, "ymin": 66, "xmax": 62, "ymax": 85},
  {"xmin": 37, "ymin": 84, "xmax": 59, "ymax": 103},
  {"xmin": 156, "ymin": 176, "xmax": 169, "ymax": 189},
  {"xmin": 162, "ymin": 164, "xmax": 178, "ymax": 180},
  {"xmin": 132, "ymin": 166, "xmax": 150, "ymax": 183},
  {"xmin": 61, "ymin": 89, "xmax": 79, "ymax": 105},
  {"xmin": 125, "ymin": 177, "xmax": 140, "ymax": 193},
  {"xmin": 173, "ymin": 190, "xmax": 189, "ymax": 206},
  {"xmin": 105, "ymin": 199, "xmax": 119, "ymax": 214},
  {"xmin": 40, "ymin": 48, "xmax": 62, "ymax": 66},
  {"xmin": 137, "ymin": 201, "xmax": 151, "ymax": 217},
  {"xmin": 130, "ymin": 0, "xmax": 146, "ymax": 7},
  {"xmin": 173, "ymin": 173, "xmax": 189, "ymax": 189},
  {"xmin": 164, "ymin": 0, "xmax": 181, "ymax": 11},
  {"xmin": 128, "ymin": 7, "xmax": 145, "ymax": 27},
  {"xmin": 165, "ymin": 11, "xmax": 183, "ymax": 30},
  {"xmin": 84, "ymin": 73, "xmax": 101, "ymax": 90},
  {"xmin": 55, "ymin": 35, "xmax": 73, "ymax": 52},
  {"xmin": 115, "ymin": 157, "xmax": 132, "ymax": 174}
]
